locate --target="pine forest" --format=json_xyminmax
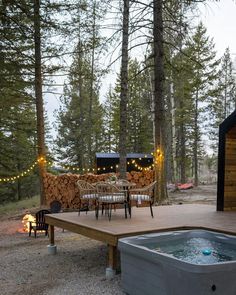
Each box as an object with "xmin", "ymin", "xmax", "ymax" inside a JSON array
[{"xmin": 0, "ymin": 0, "xmax": 236, "ymax": 204}]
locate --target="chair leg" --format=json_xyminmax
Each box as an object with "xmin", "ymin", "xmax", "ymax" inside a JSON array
[
  {"xmin": 150, "ymin": 202, "xmax": 154, "ymax": 218},
  {"xmin": 95, "ymin": 203, "xmax": 99, "ymax": 219},
  {"xmin": 108, "ymin": 204, "xmax": 112, "ymax": 221},
  {"xmin": 124, "ymin": 203, "xmax": 127, "ymax": 219},
  {"xmin": 128, "ymin": 201, "xmax": 131, "ymax": 218},
  {"xmin": 86, "ymin": 201, "xmax": 89, "ymax": 214},
  {"xmin": 29, "ymin": 222, "xmax": 32, "ymax": 237},
  {"xmin": 78, "ymin": 202, "xmax": 81, "ymax": 216},
  {"xmin": 105, "ymin": 204, "xmax": 109, "ymax": 216},
  {"xmin": 34, "ymin": 230, "xmax": 37, "ymax": 238}
]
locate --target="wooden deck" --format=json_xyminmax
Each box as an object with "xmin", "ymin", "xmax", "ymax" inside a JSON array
[{"xmin": 45, "ymin": 204, "xmax": 236, "ymax": 273}]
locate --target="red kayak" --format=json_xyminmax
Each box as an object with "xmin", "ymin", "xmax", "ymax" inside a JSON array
[{"xmin": 178, "ymin": 183, "xmax": 193, "ymax": 190}]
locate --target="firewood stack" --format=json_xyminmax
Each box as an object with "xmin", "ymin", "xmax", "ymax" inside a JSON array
[
  {"xmin": 127, "ymin": 170, "xmax": 154, "ymax": 188},
  {"xmin": 43, "ymin": 170, "xmax": 154, "ymax": 209}
]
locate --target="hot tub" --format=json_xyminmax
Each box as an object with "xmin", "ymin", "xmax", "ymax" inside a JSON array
[{"xmin": 118, "ymin": 230, "xmax": 236, "ymax": 295}]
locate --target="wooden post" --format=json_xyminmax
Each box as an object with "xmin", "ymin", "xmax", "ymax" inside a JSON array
[
  {"xmin": 106, "ymin": 244, "xmax": 117, "ymax": 278},
  {"xmin": 108, "ymin": 244, "xmax": 117, "ymax": 270},
  {"xmin": 47, "ymin": 225, "xmax": 57, "ymax": 254},
  {"xmin": 49, "ymin": 225, "xmax": 54, "ymax": 245}
]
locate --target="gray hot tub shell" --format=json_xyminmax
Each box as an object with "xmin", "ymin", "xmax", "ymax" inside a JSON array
[{"xmin": 118, "ymin": 230, "xmax": 236, "ymax": 295}]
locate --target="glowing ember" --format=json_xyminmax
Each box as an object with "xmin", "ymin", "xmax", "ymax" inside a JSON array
[{"xmin": 22, "ymin": 214, "xmax": 36, "ymax": 233}]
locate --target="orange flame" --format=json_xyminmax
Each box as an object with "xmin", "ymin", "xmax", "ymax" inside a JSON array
[{"xmin": 22, "ymin": 214, "xmax": 36, "ymax": 233}]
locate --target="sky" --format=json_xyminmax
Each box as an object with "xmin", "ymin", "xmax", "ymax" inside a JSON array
[
  {"xmin": 45, "ymin": 0, "xmax": 236, "ymax": 135},
  {"xmin": 199, "ymin": 0, "xmax": 236, "ymax": 58}
]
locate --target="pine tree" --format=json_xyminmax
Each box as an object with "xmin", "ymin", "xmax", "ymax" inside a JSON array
[
  {"xmin": 55, "ymin": 48, "xmax": 104, "ymax": 169},
  {"xmin": 208, "ymin": 47, "xmax": 236, "ymax": 153},
  {"xmin": 103, "ymin": 59, "xmax": 153, "ymax": 154},
  {"xmin": 180, "ymin": 22, "xmax": 219, "ymax": 186},
  {"xmin": 0, "ymin": 0, "xmax": 67, "ymax": 203},
  {"xmin": 126, "ymin": 59, "xmax": 153, "ymax": 153},
  {"xmin": 103, "ymin": 86, "xmax": 120, "ymax": 152},
  {"xmin": 0, "ymin": 0, "xmax": 39, "ymax": 203}
]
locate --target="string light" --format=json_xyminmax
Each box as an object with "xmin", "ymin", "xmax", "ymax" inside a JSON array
[
  {"xmin": 128, "ymin": 159, "xmax": 153, "ymax": 171},
  {"xmin": 0, "ymin": 157, "xmax": 54, "ymax": 183},
  {"xmin": 59, "ymin": 154, "xmax": 153, "ymax": 172},
  {"xmin": 153, "ymin": 147, "xmax": 164, "ymax": 166},
  {"xmin": 0, "ymin": 160, "xmax": 38, "ymax": 183},
  {"xmin": 0, "ymin": 154, "xmax": 154, "ymax": 183}
]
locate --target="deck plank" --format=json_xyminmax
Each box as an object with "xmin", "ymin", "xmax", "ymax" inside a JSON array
[{"xmin": 45, "ymin": 204, "xmax": 236, "ymax": 241}]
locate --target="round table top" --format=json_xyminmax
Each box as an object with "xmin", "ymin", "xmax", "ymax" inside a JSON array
[{"xmin": 108, "ymin": 181, "xmax": 136, "ymax": 189}]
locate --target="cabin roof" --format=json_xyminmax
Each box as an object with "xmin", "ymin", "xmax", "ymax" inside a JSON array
[
  {"xmin": 219, "ymin": 110, "xmax": 236, "ymax": 133},
  {"xmin": 95, "ymin": 153, "xmax": 153, "ymax": 159}
]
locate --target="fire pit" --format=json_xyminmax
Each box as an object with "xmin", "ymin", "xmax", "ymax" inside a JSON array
[{"xmin": 22, "ymin": 213, "xmax": 36, "ymax": 233}]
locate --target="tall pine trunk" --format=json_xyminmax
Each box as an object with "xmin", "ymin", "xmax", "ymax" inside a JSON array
[
  {"xmin": 88, "ymin": 2, "xmax": 96, "ymax": 167},
  {"xmin": 170, "ymin": 81, "xmax": 177, "ymax": 183},
  {"xmin": 193, "ymin": 91, "xmax": 199, "ymax": 186},
  {"xmin": 34, "ymin": 0, "xmax": 46, "ymax": 205},
  {"xmin": 153, "ymin": 0, "xmax": 167, "ymax": 203},
  {"xmin": 165, "ymin": 81, "xmax": 173, "ymax": 182},
  {"xmin": 119, "ymin": 0, "xmax": 129, "ymax": 179},
  {"xmin": 179, "ymin": 120, "xmax": 186, "ymax": 184}
]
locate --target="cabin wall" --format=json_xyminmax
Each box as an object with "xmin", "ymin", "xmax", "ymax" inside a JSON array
[{"xmin": 224, "ymin": 126, "xmax": 236, "ymax": 210}]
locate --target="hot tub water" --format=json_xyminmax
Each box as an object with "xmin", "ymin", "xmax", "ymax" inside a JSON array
[{"xmin": 148, "ymin": 237, "xmax": 236, "ymax": 264}]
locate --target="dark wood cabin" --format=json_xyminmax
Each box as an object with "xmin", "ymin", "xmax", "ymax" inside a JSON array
[
  {"xmin": 217, "ymin": 110, "xmax": 236, "ymax": 211},
  {"xmin": 95, "ymin": 153, "xmax": 153, "ymax": 174}
]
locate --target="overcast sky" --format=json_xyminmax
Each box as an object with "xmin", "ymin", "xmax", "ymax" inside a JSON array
[
  {"xmin": 45, "ymin": 0, "xmax": 236, "ymax": 133},
  {"xmin": 200, "ymin": 0, "xmax": 236, "ymax": 57}
]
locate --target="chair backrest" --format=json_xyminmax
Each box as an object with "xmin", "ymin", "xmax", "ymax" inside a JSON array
[
  {"xmin": 77, "ymin": 180, "xmax": 97, "ymax": 197},
  {"xmin": 96, "ymin": 182, "xmax": 120, "ymax": 194},
  {"xmin": 146, "ymin": 181, "xmax": 157, "ymax": 193},
  {"xmin": 77, "ymin": 180, "xmax": 96, "ymax": 191},
  {"xmin": 35, "ymin": 209, "xmax": 50, "ymax": 224},
  {"xmin": 50, "ymin": 200, "xmax": 62, "ymax": 213}
]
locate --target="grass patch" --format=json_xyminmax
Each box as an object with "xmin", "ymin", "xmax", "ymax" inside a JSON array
[{"xmin": 0, "ymin": 195, "xmax": 40, "ymax": 217}]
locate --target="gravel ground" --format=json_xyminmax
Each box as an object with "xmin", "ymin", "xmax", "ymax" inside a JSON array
[
  {"xmin": 0, "ymin": 218, "xmax": 124, "ymax": 295},
  {"xmin": 0, "ymin": 184, "xmax": 217, "ymax": 295}
]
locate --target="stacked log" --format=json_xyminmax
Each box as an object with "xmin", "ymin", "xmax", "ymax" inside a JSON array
[
  {"xmin": 127, "ymin": 170, "xmax": 154, "ymax": 188},
  {"xmin": 43, "ymin": 170, "xmax": 154, "ymax": 208}
]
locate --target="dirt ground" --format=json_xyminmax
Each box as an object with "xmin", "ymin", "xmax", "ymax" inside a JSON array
[
  {"xmin": 0, "ymin": 184, "xmax": 217, "ymax": 295},
  {"xmin": 168, "ymin": 184, "xmax": 216, "ymax": 205}
]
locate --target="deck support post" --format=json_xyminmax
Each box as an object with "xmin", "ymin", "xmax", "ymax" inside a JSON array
[
  {"xmin": 106, "ymin": 244, "xmax": 117, "ymax": 279},
  {"xmin": 47, "ymin": 225, "xmax": 57, "ymax": 254}
]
